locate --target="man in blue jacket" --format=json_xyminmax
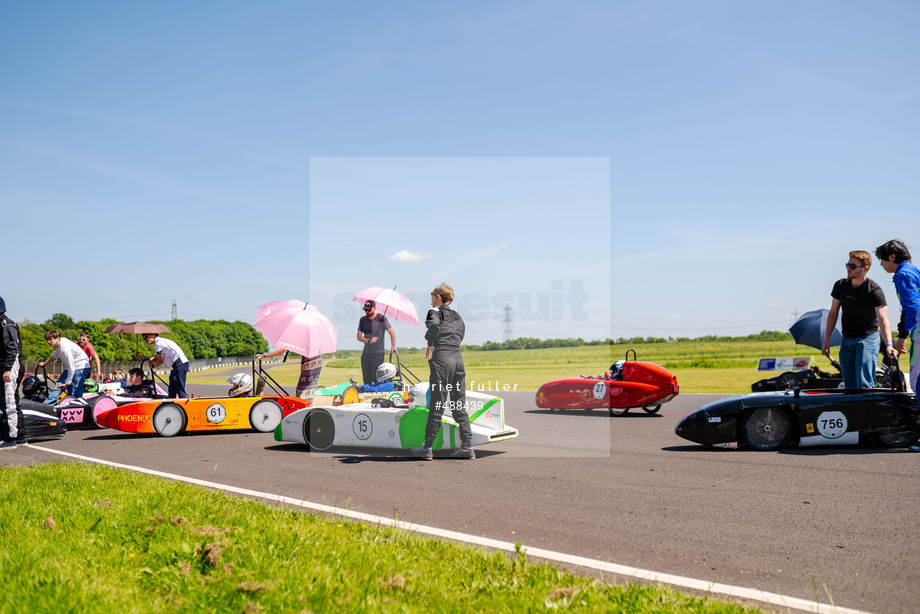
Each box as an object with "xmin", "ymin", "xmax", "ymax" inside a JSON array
[
  {"xmin": 876, "ymin": 240, "xmax": 920, "ymax": 385},
  {"xmin": 875, "ymin": 240, "xmax": 920, "ymax": 451}
]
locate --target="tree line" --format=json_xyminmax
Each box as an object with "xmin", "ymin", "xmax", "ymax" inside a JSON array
[
  {"xmin": 19, "ymin": 314, "xmax": 268, "ymax": 361},
  {"xmin": 462, "ymin": 330, "xmax": 791, "ymax": 351}
]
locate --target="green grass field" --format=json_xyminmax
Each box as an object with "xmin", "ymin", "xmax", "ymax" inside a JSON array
[
  {"xmin": 0, "ymin": 463, "xmax": 759, "ymax": 613},
  {"xmin": 188, "ymin": 340, "xmax": 865, "ymax": 394}
]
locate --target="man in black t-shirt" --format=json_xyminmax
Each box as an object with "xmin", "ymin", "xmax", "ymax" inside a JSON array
[
  {"xmin": 821, "ymin": 250, "xmax": 893, "ymax": 388},
  {"xmin": 356, "ymin": 300, "xmax": 396, "ymax": 385}
]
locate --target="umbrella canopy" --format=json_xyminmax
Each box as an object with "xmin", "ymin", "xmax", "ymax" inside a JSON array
[
  {"xmin": 253, "ymin": 300, "xmax": 337, "ymax": 357},
  {"xmin": 104, "ymin": 321, "xmax": 171, "ymax": 334},
  {"xmin": 789, "ymin": 309, "xmax": 843, "ymax": 349},
  {"xmin": 353, "ymin": 287, "xmax": 420, "ymax": 325}
]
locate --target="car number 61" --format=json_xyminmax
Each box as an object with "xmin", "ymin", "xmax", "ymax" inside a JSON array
[{"xmin": 206, "ymin": 403, "xmax": 227, "ymax": 424}]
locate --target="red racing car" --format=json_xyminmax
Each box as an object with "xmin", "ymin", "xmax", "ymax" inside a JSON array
[{"xmin": 535, "ymin": 350, "xmax": 679, "ymax": 416}]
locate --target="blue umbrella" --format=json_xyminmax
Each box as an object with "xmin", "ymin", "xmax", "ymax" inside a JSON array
[{"xmin": 789, "ymin": 308, "xmax": 843, "ymax": 349}]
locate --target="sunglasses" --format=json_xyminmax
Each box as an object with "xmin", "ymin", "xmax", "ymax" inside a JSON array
[
  {"xmin": 363, "ymin": 308, "xmax": 372, "ymax": 312},
  {"xmin": 845, "ymin": 263, "xmax": 865, "ymax": 270}
]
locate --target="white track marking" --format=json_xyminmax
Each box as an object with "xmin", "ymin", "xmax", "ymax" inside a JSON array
[{"xmin": 31, "ymin": 445, "xmax": 867, "ymax": 614}]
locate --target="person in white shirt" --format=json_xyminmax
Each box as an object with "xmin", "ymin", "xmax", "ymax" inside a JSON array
[
  {"xmin": 140, "ymin": 333, "xmax": 190, "ymax": 398},
  {"xmin": 38, "ymin": 330, "xmax": 91, "ymax": 400}
]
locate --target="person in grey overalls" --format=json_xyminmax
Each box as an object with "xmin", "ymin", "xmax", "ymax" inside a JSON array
[{"xmin": 412, "ymin": 284, "xmax": 474, "ymax": 460}]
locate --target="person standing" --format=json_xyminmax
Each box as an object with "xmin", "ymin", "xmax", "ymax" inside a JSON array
[
  {"xmin": 255, "ymin": 348, "xmax": 323, "ymax": 400},
  {"xmin": 411, "ymin": 284, "xmax": 474, "ymax": 460},
  {"xmin": 876, "ymin": 240, "xmax": 920, "ymax": 390},
  {"xmin": 39, "ymin": 330, "xmax": 91, "ymax": 400},
  {"xmin": 821, "ymin": 250, "xmax": 893, "ymax": 389},
  {"xmin": 140, "ymin": 333, "xmax": 189, "ymax": 399},
  {"xmin": 0, "ymin": 297, "xmax": 27, "ymax": 449},
  {"xmin": 356, "ymin": 300, "xmax": 396, "ymax": 385},
  {"xmin": 874, "ymin": 239, "xmax": 920, "ymax": 452},
  {"xmin": 76, "ymin": 332, "xmax": 102, "ymax": 382}
]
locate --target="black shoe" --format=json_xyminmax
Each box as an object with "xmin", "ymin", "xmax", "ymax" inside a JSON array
[{"xmin": 410, "ymin": 446, "xmax": 433, "ymax": 461}]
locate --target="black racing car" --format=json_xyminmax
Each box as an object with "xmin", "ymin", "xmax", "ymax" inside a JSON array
[
  {"xmin": 750, "ymin": 358, "xmax": 899, "ymax": 392},
  {"xmin": 677, "ymin": 374, "xmax": 919, "ymax": 450},
  {"xmin": 1, "ymin": 399, "xmax": 67, "ymax": 443}
]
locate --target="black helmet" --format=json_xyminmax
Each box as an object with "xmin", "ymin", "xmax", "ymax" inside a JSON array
[{"xmin": 22, "ymin": 375, "xmax": 47, "ymax": 401}]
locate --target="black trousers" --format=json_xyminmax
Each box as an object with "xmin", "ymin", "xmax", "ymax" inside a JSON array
[
  {"xmin": 168, "ymin": 361, "xmax": 189, "ymax": 399},
  {"xmin": 424, "ymin": 348, "xmax": 472, "ymax": 449},
  {"xmin": 361, "ymin": 352, "xmax": 384, "ymax": 385}
]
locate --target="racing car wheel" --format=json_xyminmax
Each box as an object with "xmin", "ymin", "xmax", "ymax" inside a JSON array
[
  {"xmin": 303, "ymin": 408, "xmax": 335, "ymax": 450},
  {"xmin": 775, "ymin": 372, "xmax": 801, "ymax": 391},
  {"xmin": 249, "ymin": 399, "xmax": 282, "ymax": 433},
  {"xmin": 152, "ymin": 403, "xmax": 187, "ymax": 437},
  {"xmin": 741, "ymin": 406, "xmax": 790, "ymax": 451}
]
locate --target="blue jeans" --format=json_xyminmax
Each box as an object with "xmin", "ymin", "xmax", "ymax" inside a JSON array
[
  {"xmin": 838, "ymin": 332, "xmax": 880, "ymax": 389},
  {"xmin": 42, "ymin": 367, "xmax": 89, "ymax": 404}
]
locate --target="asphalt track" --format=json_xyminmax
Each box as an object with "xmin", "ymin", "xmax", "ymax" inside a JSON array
[{"xmin": 3, "ymin": 385, "xmax": 919, "ymax": 614}]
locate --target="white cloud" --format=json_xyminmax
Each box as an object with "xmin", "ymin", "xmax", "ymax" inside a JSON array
[
  {"xmin": 665, "ymin": 314, "xmax": 682, "ymax": 321},
  {"xmin": 389, "ymin": 250, "xmax": 431, "ymax": 262}
]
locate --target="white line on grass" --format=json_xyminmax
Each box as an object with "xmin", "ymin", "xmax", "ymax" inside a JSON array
[{"xmin": 32, "ymin": 445, "xmax": 866, "ymax": 614}]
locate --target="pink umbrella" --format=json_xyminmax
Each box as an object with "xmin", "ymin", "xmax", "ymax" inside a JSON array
[
  {"xmin": 253, "ymin": 300, "xmax": 338, "ymax": 357},
  {"xmin": 353, "ymin": 287, "xmax": 420, "ymax": 325}
]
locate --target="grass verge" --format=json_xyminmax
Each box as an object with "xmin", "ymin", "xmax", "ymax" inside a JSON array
[{"xmin": 1, "ymin": 463, "xmax": 759, "ymax": 613}]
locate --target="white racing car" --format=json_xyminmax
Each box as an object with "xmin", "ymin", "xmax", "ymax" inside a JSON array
[{"xmin": 274, "ymin": 382, "xmax": 518, "ymax": 452}]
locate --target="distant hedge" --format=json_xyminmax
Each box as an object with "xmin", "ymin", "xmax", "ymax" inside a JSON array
[
  {"xmin": 19, "ymin": 314, "xmax": 268, "ymax": 361},
  {"xmin": 462, "ymin": 330, "xmax": 792, "ymax": 351}
]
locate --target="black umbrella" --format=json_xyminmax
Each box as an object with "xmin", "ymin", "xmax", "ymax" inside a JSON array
[{"xmin": 789, "ymin": 309, "xmax": 842, "ymax": 349}]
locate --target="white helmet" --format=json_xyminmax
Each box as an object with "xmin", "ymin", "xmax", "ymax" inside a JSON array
[
  {"xmin": 227, "ymin": 373, "xmax": 253, "ymax": 397},
  {"xmin": 375, "ymin": 362, "xmax": 397, "ymax": 383}
]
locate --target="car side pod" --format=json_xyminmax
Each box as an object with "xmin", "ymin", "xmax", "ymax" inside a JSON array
[{"xmin": 675, "ymin": 407, "xmax": 732, "ymax": 447}]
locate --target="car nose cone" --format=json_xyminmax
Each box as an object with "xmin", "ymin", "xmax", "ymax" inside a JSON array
[{"xmin": 675, "ymin": 409, "xmax": 722, "ymax": 445}]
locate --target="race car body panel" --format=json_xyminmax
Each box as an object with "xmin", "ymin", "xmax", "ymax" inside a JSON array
[
  {"xmin": 275, "ymin": 385, "xmax": 517, "ymax": 451},
  {"xmin": 95, "ymin": 395, "xmax": 311, "ymax": 436},
  {"xmin": 535, "ymin": 361, "xmax": 679, "ymax": 411},
  {"xmin": 10, "ymin": 399, "xmax": 67, "ymax": 440},
  {"xmin": 312, "ymin": 381, "xmax": 408, "ymax": 409},
  {"xmin": 675, "ymin": 388, "xmax": 920, "ymax": 450},
  {"xmin": 24, "ymin": 377, "xmax": 168, "ymax": 430},
  {"xmin": 52, "ymin": 393, "xmax": 124, "ymax": 429}
]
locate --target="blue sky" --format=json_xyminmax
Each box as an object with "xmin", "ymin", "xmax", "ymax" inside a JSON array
[{"xmin": 1, "ymin": 1, "xmax": 917, "ymax": 350}]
